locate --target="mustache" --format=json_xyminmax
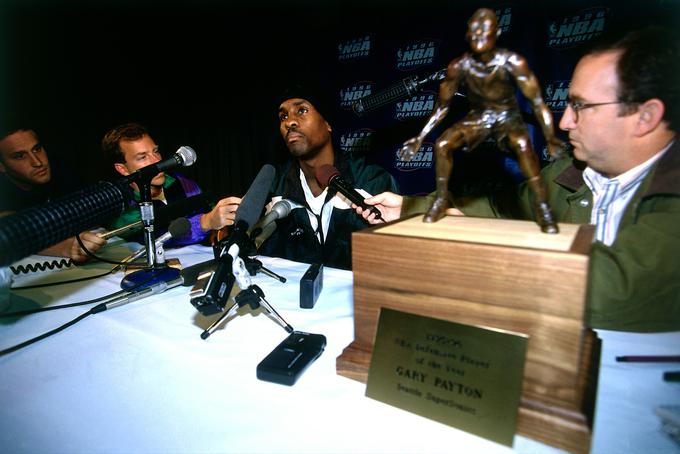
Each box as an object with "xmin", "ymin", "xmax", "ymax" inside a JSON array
[{"xmin": 286, "ymin": 129, "xmax": 305, "ymax": 140}]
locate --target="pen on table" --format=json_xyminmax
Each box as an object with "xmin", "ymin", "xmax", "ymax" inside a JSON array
[
  {"xmin": 615, "ymin": 355, "xmax": 680, "ymax": 363},
  {"xmin": 663, "ymin": 371, "xmax": 680, "ymax": 382}
]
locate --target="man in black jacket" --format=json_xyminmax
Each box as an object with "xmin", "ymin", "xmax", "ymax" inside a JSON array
[{"xmin": 258, "ymin": 85, "xmax": 399, "ymax": 270}]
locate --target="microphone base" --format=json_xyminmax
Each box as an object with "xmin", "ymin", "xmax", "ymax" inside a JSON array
[{"xmin": 120, "ymin": 266, "xmax": 181, "ymax": 291}]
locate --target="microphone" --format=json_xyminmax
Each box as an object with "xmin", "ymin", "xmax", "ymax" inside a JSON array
[
  {"xmin": 236, "ymin": 165, "xmax": 277, "ymax": 229},
  {"xmin": 120, "ymin": 146, "xmax": 197, "ymax": 184},
  {"xmin": 0, "ymin": 181, "xmax": 129, "ymax": 266},
  {"xmin": 352, "ymin": 70, "xmax": 537, "ymax": 125},
  {"xmin": 250, "ymin": 199, "xmax": 294, "ymax": 249},
  {"xmin": 93, "ymin": 260, "xmax": 210, "ymax": 314},
  {"xmin": 190, "ymin": 164, "xmax": 275, "ymax": 316},
  {"xmin": 92, "ymin": 256, "xmax": 213, "ymax": 313},
  {"xmin": 119, "ymin": 217, "xmax": 191, "ymax": 267},
  {"xmin": 220, "ymin": 163, "xmax": 277, "ymax": 255},
  {"xmin": 352, "ymin": 69, "xmax": 446, "ymax": 116},
  {"xmin": 97, "ymin": 192, "xmax": 214, "ymax": 240},
  {"xmin": 315, "ymin": 165, "xmax": 383, "ymax": 221},
  {"xmin": 92, "ymin": 276, "xmax": 185, "ymax": 313},
  {"xmin": 249, "ymin": 199, "xmax": 293, "ymax": 238}
]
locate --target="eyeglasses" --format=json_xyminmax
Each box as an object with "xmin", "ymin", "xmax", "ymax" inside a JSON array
[{"xmin": 567, "ymin": 100, "xmax": 630, "ymax": 122}]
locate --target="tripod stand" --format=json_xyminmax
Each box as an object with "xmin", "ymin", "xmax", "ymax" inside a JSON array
[
  {"xmin": 197, "ymin": 242, "xmax": 293, "ymax": 340},
  {"xmin": 200, "ymin": 284, "xmax": 293, "ymax": 339}
]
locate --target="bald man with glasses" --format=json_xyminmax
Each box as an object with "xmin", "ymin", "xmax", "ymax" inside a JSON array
[{"xmin": 355, "ymin": 26, "xmax": 680, "ymax": 333}]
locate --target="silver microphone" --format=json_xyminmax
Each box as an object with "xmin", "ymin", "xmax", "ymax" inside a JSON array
[
  {"xmin": 256, "ymin": 199, "xmax": 293, "ymax": 231},
  {"xmin": 120, "ymin": 146, "xmax": 197, "ymax": 185},
  {"xmin": 250, "ymin": 199, "xmax": 294, "ymax": 248},
  {"xmin": 94, "ymin": 277, "xmax": 185, "ymax": 312},
  {"xmin": 174, "ymin": 146, "xmax": 197, "ymax": 168}
]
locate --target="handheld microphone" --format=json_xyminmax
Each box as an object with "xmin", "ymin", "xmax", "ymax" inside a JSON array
[
  {"xmin": 120, "ymin": 146, "xmax": 197, "ymax": 184},
  {"xmin": 119, "ymin": 217, "xmax": 191, "ymax": 267},
  {"xmin": 98, "ymin": 192, "xmax": 214, "ymax": 240},
  {"xmin": 315, "ymin": 165, "xmax": 383, "ymax": 221}
]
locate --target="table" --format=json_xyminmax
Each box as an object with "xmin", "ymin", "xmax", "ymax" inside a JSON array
[
  {"xmin": 591, "ymin": 330, "xmax": 680, "ymax": 454},
  {"xmin": 0, "ymin": 241, "xmax": 678, "ymax": 453}
]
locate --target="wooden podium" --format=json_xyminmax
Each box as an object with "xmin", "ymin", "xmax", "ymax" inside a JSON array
[{"xmin": 337, "ymin": 215, "xmax": 600, "ymax": 454}]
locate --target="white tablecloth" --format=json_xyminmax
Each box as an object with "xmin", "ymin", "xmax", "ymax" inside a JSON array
[{"xmin": 1, "ymin": 242, "xmax": 678, "ymax": 453}]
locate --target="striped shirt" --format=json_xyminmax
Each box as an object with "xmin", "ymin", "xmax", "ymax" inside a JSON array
[{"xmin": 583, "ymin": 142, "xmax": 672, "ymax": 245}]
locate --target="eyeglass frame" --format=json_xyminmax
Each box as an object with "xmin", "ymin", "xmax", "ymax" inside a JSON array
[{"xmin": 567, "ymin": 100, "xmax": 639, "ymax": 122}]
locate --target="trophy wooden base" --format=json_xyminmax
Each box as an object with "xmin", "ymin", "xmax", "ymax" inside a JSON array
[{"xmin": 337, "ymin": 215, "xmax": 599, "ymax": 454}]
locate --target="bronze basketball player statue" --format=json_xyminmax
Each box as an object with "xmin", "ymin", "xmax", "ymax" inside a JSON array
[{"xmin": 399, "ymin": 8, "xmax": 566, "ymax": 233}]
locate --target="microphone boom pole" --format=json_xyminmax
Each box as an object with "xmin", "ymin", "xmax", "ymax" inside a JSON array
[
  {"xmin": 0, "ymin": 181, "xmax": 128, "ymax": 266},
  {"xmin": 351, "ymin": 68, "xmax": 466, "ymax": 117}
]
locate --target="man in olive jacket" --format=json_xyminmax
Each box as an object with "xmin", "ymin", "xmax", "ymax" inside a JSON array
[{"xmin": 355, "ymin": 27, "xmax": 680, "ymax": 333}]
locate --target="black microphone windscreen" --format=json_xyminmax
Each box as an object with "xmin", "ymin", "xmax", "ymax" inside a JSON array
[
  {"xmin": 235, "ymin": 164, "xmax": 276, "ymax": 228},
  {"xmin": 167, "ymin": 217, "xmax": 191, "ymax": 239}
]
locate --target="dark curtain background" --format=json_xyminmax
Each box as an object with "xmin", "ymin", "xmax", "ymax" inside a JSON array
[
  {"xmin": 1, "ymin": 0, "xmax": 679, "ymax": 199},
  {"xmin": 0, "ymin": 0, "xmax": 343, "ymax": 198}
]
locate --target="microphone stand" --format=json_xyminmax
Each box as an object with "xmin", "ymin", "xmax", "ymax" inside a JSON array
[
  {"xmin": 218, "ymin": 228, "xmax": 287, "ymax": 283},
  {"xmin": 139, "ymin": 178, "xmax": 157, "ymax": 268},
  {"xmin": 242, "ymin": 222, "xmax": 287, "ymax": 283},
  {"xmin": 198, "ymin": 243, "xmax": 293, "ymax": 340},
  {"xmin": 119, "ymin": 177, "xmax": 180, "ymax": 290}
]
